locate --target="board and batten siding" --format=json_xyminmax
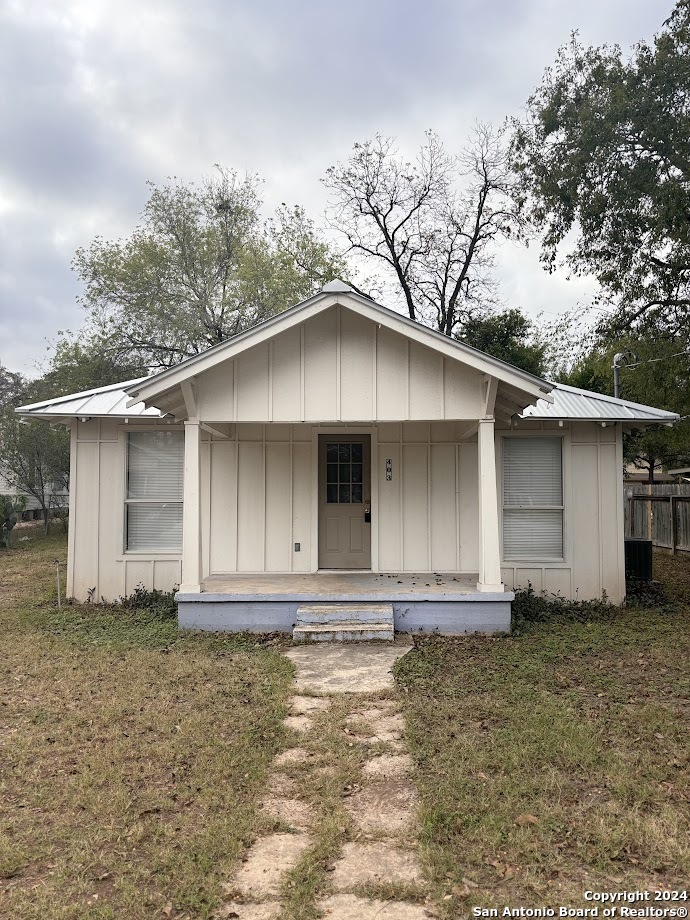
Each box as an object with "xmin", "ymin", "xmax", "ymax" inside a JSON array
[
  {"xmin": 206, "ymin": 422, "xmax": 478, "ymax": 576},
  {"xmin": 195, "ymin": 304, "xmax": 486, "ymax": 423},
  {"xmin": 67, "ymin": 417, "xmax": 625, "ymax": 605},
  {"xmin": 498, "ymin": 421, "xmax": 625, "ymax": 604},
  {"xmin": 68, "ymin": 418, "xmax": 183, "ymax": 601}
]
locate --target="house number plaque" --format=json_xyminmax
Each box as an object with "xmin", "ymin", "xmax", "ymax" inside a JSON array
[{"xmin": 386, "ymin": 459, "xmax": 392, "ymax": 481}]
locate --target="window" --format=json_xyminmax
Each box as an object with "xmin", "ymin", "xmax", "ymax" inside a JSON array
[
  {"xmin": 502, "ymin": 437, "xmax": 563, "ymax": 560},
  {"xmin": 125, "ymin": 431, "xmax": 183, "ymax": 552},
  {"xmin": 325, "ymin": 442, "xmax": 363, "ymax": 503}
]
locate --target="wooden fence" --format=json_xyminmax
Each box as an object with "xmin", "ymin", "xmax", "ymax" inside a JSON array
[{"xmin": 624, "ymin": 483, "xmax": 690, "ymax": 553}]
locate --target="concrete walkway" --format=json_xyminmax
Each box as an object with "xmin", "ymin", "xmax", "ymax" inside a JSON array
[{"xmin": 218, "ymin": 639, "xmax": 433, "ymax": 920}]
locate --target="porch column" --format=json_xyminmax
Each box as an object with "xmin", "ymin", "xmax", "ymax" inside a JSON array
[
  {"xmin": 477, "ymin": 417, "xmax": 504, "ymax": 593},
  {"xmin": 179, "ymin": 419, "xmax": 202, "ymax": 593}
]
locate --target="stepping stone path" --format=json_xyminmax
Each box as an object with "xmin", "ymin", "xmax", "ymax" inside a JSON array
[{"xmin": 218, "ymin": 640, "xmax": 432, "ymax": 920}]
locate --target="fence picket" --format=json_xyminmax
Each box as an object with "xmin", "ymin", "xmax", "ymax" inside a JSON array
[{"xmin": 624, "ymin": 483, "xmax": 690, "ymax": 552}]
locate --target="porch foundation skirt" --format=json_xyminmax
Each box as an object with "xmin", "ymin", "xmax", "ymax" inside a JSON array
[{"xmin": 175, "ymin": 587, "xmax": 513, "ymax": 635}]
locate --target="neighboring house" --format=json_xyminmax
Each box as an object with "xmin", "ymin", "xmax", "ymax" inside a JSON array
[
  {"xmin": 17, "ymin": 281, "xmax": 678, "ymax": 634},
  {"xmin": 0, "ymin": 470, "xmax": 68, "ymax": 520}
]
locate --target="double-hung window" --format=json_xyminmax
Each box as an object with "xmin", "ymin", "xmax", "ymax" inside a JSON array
[
  {"xmin": 125, "ymin": 431, "xmax": 184, "ymax": 552},
  {"xmin": 502, "ymin": 437, "xmax": 563, "ymax": 560}
]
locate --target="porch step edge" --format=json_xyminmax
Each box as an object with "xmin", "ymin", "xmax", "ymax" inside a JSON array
[
  {"xmin": 293, "ymin": 621, "xmax": 394, "ymax": 642},
  {"xmin": 296, "ymin": 602, "xmax": 394, "ymax": 624}
]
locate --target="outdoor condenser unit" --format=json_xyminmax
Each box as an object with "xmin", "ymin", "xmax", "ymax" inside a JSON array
[{"xmin": 624, "ymin": 538, "xmax": 653, "ymax": 581}]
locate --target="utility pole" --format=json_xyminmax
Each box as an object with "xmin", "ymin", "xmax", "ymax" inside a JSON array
[{"xmin": 613, "ymin": 350, "xmax": 636, "ymax": 398}]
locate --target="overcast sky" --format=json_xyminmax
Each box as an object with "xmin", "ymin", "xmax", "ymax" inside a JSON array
[{"xmin": 0, "ymin": 0, "xmax": 668, "ymax": 376}]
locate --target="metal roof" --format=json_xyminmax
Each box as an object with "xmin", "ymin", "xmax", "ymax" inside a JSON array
[
  {"xmin": 16, "ymin": 378, "xmax": 678, "ymax": 425},
  {"xmin": 521, "ymin": 383, "xmax": 679, "ymax": 423},
  {"xmin": 15, "ymin": 379, "xmax": 166, "ymax": 419}
]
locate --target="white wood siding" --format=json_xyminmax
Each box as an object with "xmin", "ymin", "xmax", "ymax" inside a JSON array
[
  {"xmin": 196, "ymin": 304, "xmax": 485, "ymax": 423},
  {"xmin": 499, "ymin": 421, "xmax": 625, "ymax": 603},
  {"xmin": 68, "ymin": 417, "xmax": 625, "ymax": 605},
  {"xmin": 68, "ymin": 418, "xmax": 183, "ymax": 601},
  {"xmin": 205, "ymin": 422, "xmax": 477, "ymax": 576}
]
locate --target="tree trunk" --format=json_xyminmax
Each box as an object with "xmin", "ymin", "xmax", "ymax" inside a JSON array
[{"xmin": 42, "ymin": 505, "xmax": 50, "ymax": 534}]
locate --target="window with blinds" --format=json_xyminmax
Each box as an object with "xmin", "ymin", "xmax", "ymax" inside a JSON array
[
  {"xmin": 502, "ymin": 437, "xmax": 563, "ymax": 560},
  {"xmin": 125, "ymin": 431, "xmax": 183, "ymax": 552}
]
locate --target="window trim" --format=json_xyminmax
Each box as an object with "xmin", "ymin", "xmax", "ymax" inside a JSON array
[
  {"xmin": 500, "ymin": 433, "xmax": 566, "ymax": 564},
  {"xmin": 122, "ymin": 428, "xmax": 184, "ymax": 555}
]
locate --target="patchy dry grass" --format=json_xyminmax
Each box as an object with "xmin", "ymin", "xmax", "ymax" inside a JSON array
[
  {"xmin": 0, "ymin": 527, "xmax": 293, "ymax": 919},
  {"xmin": 395, "ymin": 552, "xmax": 690, "ymax": 916}
]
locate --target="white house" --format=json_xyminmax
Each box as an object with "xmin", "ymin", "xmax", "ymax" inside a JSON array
[
  {"xmin": 17, "ymin": 282, "xmax": 678, "ymax": 635},
  {"xmin": 0, "ymin": 471, "xmax": 69, "ymax": 520}
]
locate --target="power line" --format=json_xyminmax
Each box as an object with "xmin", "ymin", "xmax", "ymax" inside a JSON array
[{"xmin": 623, "ymin": 350, "xmax": 689, "ymax": 369}]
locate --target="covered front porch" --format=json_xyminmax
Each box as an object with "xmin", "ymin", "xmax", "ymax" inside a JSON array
[
  {"xmin": 176, "ymin": 415, "xmax": 507, "ymax": 595},
  {"xmin": 177, "ymin": 571, "xmax": 514, "ymax": 634}
]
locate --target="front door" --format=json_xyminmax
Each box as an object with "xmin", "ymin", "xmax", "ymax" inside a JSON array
[{"xmin": 318, "ymin": 436, "xmax": 371, "ymax": 569}]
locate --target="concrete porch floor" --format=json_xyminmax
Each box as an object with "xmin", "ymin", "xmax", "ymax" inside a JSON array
[{"xmin": 201, "ymin": 571, "xmax": 480, "ymax": 600}]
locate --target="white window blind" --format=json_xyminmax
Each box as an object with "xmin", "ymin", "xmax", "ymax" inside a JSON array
[
  {"xmin": 503, "ymin": 437, "xmax": 563, "ymax": 560},
  {"xmin": 126, "ymin": 432, "xmax": 183, "ymax": 551}
]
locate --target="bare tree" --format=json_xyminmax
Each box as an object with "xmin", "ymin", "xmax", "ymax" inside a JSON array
[{"xmin": 323, "ymin": 126, "xmax": 525, "ymax": 336}]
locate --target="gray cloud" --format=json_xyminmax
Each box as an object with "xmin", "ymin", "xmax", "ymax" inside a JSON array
[{"xmin": 0, "ymin": 0, "xmax": 667, "ymax": 375}]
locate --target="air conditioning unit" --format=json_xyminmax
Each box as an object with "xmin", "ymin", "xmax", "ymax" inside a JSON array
[{"xmin": 624, "ymin": 538, "xmax": 653, "ymax": 581}]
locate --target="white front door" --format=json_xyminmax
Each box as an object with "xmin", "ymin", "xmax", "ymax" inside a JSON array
[{"xmin": 318, "ymin": 436, "xmax": 371, "ymax": 569}]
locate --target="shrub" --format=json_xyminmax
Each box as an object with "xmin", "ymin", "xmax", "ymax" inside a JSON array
[
  {"xmin": 118, "ymin": 583, "xmax": 178, "ymax": 620},
  {"xmin": 511, "ymin": 582, "xmax": 613, "ymax": 632}
]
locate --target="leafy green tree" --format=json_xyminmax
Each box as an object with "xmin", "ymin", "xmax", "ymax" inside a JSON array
[
  {"xmin": 455, "ymin": 308, "xmax": 547, "ymax": 375},
  {"xmin": 558, "ymin": 331, "xmax": 690, "ymax": 481},
  {"xmin": 0, "ymin": 361, "xmax": 71, "ymax": 533},
  {"xmin": 36, "ymin": 336, "xmax": 147, "ymax": 398},
  {"xmin": 0, "ymin": 408, "xmax": 69, "ymax": 531},
  {"xmin": 0, "ymin": 363, "xmax": 25, "ymax": 409},
  {"xmin": 512, "ymin": 3, "xmax": 690, "ymax": 335},
  {"xmin": 73, "ymin": 167, "xmax": 347, "ymax": 370}
]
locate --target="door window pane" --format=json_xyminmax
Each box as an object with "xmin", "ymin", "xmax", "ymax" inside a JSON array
[{"xmin": 325, "ymin": 442, "xmax": 365, "ymax": 503}]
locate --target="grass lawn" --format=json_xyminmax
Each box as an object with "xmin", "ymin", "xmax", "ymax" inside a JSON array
[
  {"xmin": 395, "ymin": 551, "xmax": 690, "ymax": 916},
  {"xmin": 0, "ymin": 527, "xmax": 293, "ymax": 919}
]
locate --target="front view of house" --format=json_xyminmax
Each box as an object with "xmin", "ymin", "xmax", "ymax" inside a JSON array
[{"xmin": 18, "ymin": 282, "xmax": 678, "ymax": 634}]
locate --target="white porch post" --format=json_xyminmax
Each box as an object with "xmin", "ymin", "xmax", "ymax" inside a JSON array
[
  {"xmin": 180, "ymin": 419, "xmax": 202, "ymax": 593},
  {"xmin": 477, "ymin": 417, "xmax": 504, "ymax": 593}
]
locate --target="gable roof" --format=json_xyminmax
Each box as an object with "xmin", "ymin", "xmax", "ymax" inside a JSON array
[
  {"xmin": 14, "ymin": 285, "xmax": 679, "ymax": 428},
  {"xmin": 124, "ymin": 282, "xmax": 555, "ymax": 408},
  {"xmin": 15, "ymin": 379, "xmax": 678, "ymax": 426}
]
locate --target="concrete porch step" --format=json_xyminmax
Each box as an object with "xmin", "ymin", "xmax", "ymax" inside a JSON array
[
  {"xmin": 296, "ymin": 603, "xmax": 394, "ymax": 625},
  {"xmin": 293, "ymin": 621, "xmax": 395, "ymax": 643}
]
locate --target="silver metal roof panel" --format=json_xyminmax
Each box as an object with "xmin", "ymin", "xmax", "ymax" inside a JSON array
[
  {"xmin": 16, "ymin": 376, "xmax": 678, "ymax": 425},
  {"xmin": 521, "ymin": 384, "xmax": 679, "ymax": 422}
]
